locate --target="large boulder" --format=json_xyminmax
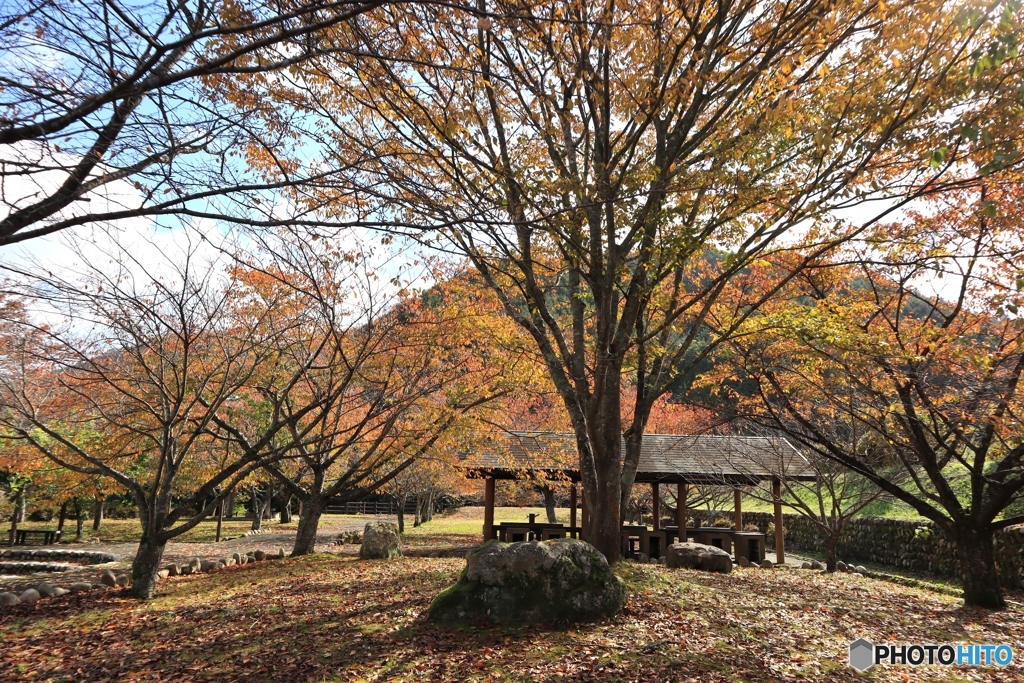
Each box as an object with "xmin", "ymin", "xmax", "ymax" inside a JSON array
[
  {"xmin": 429, "ymin": 539, "xmax": 624, "ymax": 625},
  {"xmin": 360, "ymin": 522, "xmax": 403, "ymax": 560},
  {"xmin": 665, "ymin": 543, "xmax": 733, "ymax": 574}
]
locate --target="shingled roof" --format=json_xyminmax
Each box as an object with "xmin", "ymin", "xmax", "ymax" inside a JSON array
[{"xmin": 462, "ymin": 431, "xmax": 815, "ymax": 484}]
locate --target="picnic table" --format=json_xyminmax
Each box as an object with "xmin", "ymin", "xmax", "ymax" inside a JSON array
[
  {"xmin": 494, "ymin": 522, "xmax": 582, "ymax": 542},
  {"xmin": 8, "ymin": 529, "xmax": 62, "ymax": 546}
]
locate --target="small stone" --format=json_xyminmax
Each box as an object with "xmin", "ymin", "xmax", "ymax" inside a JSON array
[
  {"xmin": 253, "ymin": 550, "xmax": 266, "ymax": 561},
  {"xmin": 165, "ymin": 564, "xmax": 180, "ymax": 577},
  {"xmin": 188, "ymin": 558, "xmax": 202, "ymax": 573},
  {"xmin": 0, "ymin": 592, "xmax": 20, "ymax": 606},
  {"xmin": 811, "ymin": 560, "xmax": 825, "ymax": 570},
  {"xmin": 837, "ymin": 561, "xmax": 847, "ymax": 571},
  {"xmin": 114, "ymin": 574, "xmax": 130, "ymax": 588},
  {"xmin": 68, "ymin": 582, "xmax": 93, "ymax": 593},
  {"xmin": 223, "ymin": 557, "xmax": 235, "ymax": 567},
  {"xmin": 277, "ymin": 548, "xmax": 285, "ymax": 559},
  {"xmin": 738, "ymin": 556, "xmax": 751, "ymax": 568},
  {"xmin": 180, "ymin": 564, "xmax": 193, "ymax": 575},
  {"xmin": 200, "ymin": 560, "xmax": 218, "ymax": 573},
  {"xmin": 157, "ymin": 570, "xmax": 170, "ymax": 580},
  {"xmin": 232, "ymin": 552, "xmax": 242, "ymax": 564},
  {"xmin": 19, "ymin": 588, "xmax": 40, "ymax": 604},
  {"xmin": 855, "ymin": 566, "xmax": 867, "ymax": 575},
  {"xmin": 52, "ymin": 587, "xmax": 69, "ymax": 597},
  {"xmin": 100, "ymin": 569, "xmax": 117, "ymax": 587},
  {"xmin": 801, "ymin": 561, "xmax": 812, "ymax": 569},
  {"xmin": 92, "ymin": 583, "xmax": 106, "ymax": 590},
  {"xmin": 760, "ymin": 559, "xmax": 774, "ymax": 569},
  {"xmin": 36, "ymin": 582, "xmax": 57, "ymax": 597}
]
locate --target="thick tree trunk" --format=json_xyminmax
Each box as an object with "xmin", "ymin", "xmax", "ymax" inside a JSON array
[
  {"xmin": 955, "ymin": 525, "xmax": 1005, "ymax": 609},
  {"xmin": 91, "ymin": 496, "xmax": 104, "ymax": 530},
  {"xmin": 250, "ymin": 485, "xmax": 265, "ymax": 531},
  {"xmin": 542, "ymin": 486, "xmax": 557, "ymax": 524},
  {"xmin": 291, "ymin": 496, "xmax": 322, "ymax": 556},
  {"xmin": 131, "ymin": 535, "xmax": 167, "ymax": 599}
]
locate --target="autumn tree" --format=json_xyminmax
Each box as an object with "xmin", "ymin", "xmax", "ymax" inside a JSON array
[
  {"xmin": 0, "ymin": 0, "xmax": 395, "ymax": 246},
  {"xmin": 271, "ymin": 0, "xmax": 1024, "ymax": 561},
  {"xmin": 221, "ymin": 235, "xmax": 521, "ymax": 555},
  {"xmin": 719, "ymin": 182, "xmax": 1024, "ymax": 608},
  {"xmin": 0, "ymin": 229, "xmax": 365, "ymax": 598}
]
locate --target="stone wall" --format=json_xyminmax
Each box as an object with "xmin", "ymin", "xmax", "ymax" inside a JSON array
[{"xmin": 686, "ymin": 509, "xmax": 1024, "ymax": 589}]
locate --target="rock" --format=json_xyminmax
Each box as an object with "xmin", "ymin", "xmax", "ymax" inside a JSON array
[
  {"xmin": 223, "ymin": 557, "xmax": 235, "ymax": 567},
  {"xmin": 188, "ymin": 558, "xmax": 202, "ymax": 574},
  {"xmin": 157, "ymin": 570, "xmax": 170, "ymax": 580},
  {"xmin": 253, "ymin": 550, "xmax": 266, "ymax": 562},
  {"xmin": 0, "ymin": 592, "xmax": 20, "ymax": 606},
  {"xmin": 180, "ymin": 564, "xmax": 193, "ymax": 575},
  {"xmin": 811, "ymin": 560, "xmax": 825, "ymax": 570},
  {"xmin": 636, "ymin": 552, "xmax": 649, "ymax": 564},
  {"xmin": 855, "ymin": 566, "xmax": 867, "ymax": 575},
  {"xmin": 200, "ymin": 560, "xmax": 218, "ymax": 573},
  {"xmin": 52, "ymin": 587, "xmax": 69, "ymax": 597},
  {"xmin": 115, "ymin": 574, "xmax": 130, "ymax": 588},
  {"xmin": 737, "ymin": 556, "xmax": 750, "ymax": 568},
  {"xmin": 429, "ymin": 539, "xmax": 624, "ymax": 624},
  {"xmin": 165, "ymin": 564, "xmax": 180, "ymax": 577},
  {"xmin": 68, "ymin": 582, "xmax": 93, "ymax": 593},
  {"xmin": 665, "ymin": 543, "xmax": 733, "ymax": 574},
  {"xmin": 19, "ymin": 588, "xmax": 40, "ymax": 605},
  {"xmin": 36, "ymin": 582, "xmax": 57, "ymax": 597},
  {"xmin": 92, "ymin": 584, "xmax": 106, "ymax": 590},
  {"xmin": 837, "ymin": 561, "xmax": 847, "ymax": 572},
  {"xmin": 278, "ymin": 548, "xmax": 286, "ymax": 559},
  {"xmin": 100, "ymin": 569, "xmax": 117, "ymax": 587},
  {"xmin": 232, "ymin": 552, "xmax": 242, "ymax": 565},
  {"xmin": 656, "ymin": 556, "xmax": 666, "ymax": 565},
  {"xmin": 801, "ymin": 561, "xmax": 812, "ymax": 569},
  {"xmin": 360, "ymin": 521, "xmax": 403, "ymax": 560},
  {"xmin": 760, "ymin": 559, "xmax": 774, "ymax": 569}
]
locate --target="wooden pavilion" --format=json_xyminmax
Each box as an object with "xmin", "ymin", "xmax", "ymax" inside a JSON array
[{"xmin": 462, "ymin": 431, "xmax": 816, "ymax": 563}]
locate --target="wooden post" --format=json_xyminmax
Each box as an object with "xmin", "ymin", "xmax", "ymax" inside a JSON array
[
  {"xmin": 651, "ymin": 482, "xmax": 660, "ymax": 530},
  {"xmin": 733, "ymin": 488, "xmax": 742, "ymax": 531},
  {"xmin": 772, "ymin": 477, "xmax": 784, "ymax": 565},
  {"xmin": 483, "ymin": 476, "xmax": 496, "ymax": 543},
  {"xmin": 569, "ymin": 483, "xmax": 578, "ymax": 534},
  {"xmin": 580, "ymin": 486, "xmax": 589, "ymax": 542},
  {"xmin": 676, "ymin": 481, "xmax": 687, "ymax": 532}
]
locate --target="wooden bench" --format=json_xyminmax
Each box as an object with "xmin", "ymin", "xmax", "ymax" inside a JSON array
[{"xmin": 8, "ymin": 529, "xmax": 62, "ymax": 546}]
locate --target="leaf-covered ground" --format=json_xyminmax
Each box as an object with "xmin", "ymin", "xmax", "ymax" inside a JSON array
[{"xmin": 2, "ymin": 548, "xmax": 1022, "ymax": 682}]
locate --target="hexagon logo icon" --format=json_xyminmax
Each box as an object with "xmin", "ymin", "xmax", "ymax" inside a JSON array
[{"xmin": 849, "ymin": 638, "xmax": 874, "ymax": 671}]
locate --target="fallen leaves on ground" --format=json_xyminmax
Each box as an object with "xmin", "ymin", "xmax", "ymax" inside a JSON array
[{"xmin": 1, "ymin": 547, "xmax": 1022, "ymax": 682}]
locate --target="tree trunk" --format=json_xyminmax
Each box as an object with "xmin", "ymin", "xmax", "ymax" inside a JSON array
[
  {"xmin": 215, "ymin": 499, "xmax": 224, "ymax": 542},
  {"xmin": 91, "ymin": 496, "xmax": 104, "ymax": 530},
  {"xmin": 291, "ymin": 495, "xmax": 322, "ymax": 556},
  {"xmin": 225, "ymin": 489, "xmax": 235, "ymax": 518},
  {"xmin": 131, "ymin": 535, "xmax": 167, "ymax": 599},
  {"xmin": 74, "ymin": 499, "xmax": 84, "ymax": 540},
  {"xmin": 280, "ymin": 495, "xmax": 293, "ymax": 524},
  {"xmin": 396, "ymin": 496, "xmax": 405, "ymax": 534},
  {"xmin": 542, "ymin": 486, "xmax": 557, "ymax": 524},
  {"xmin": 15, "ymin": 490, "xmax": 27, "ymax": 523},
  {"xmin": 413, "ymin": 494, "xmax": 421, "ymax": 527},
  {"xmin": 57, "ymin": 501, "xmax": 68, "ymax": 532},
  {"xmin": 955, "ymin": 525, "xmax": 1005, "ymax": 609},
  {"xmin": 250, "ymin": 485, "xmax": 264, "ymax": 531},
  {"xmin": 265, "ymin": 481, "xmax": 274, "ymax": 520},
  {"xmin": 824, "ymin": 533, "xmax": 839, "ymax": 572}
]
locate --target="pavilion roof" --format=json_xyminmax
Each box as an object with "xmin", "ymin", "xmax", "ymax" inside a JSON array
[{"xmin": 461, "ymin": 431, "xmax": 815, "ymax": 484}]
